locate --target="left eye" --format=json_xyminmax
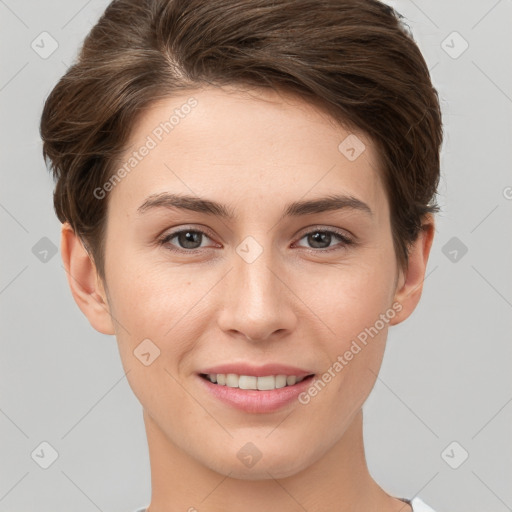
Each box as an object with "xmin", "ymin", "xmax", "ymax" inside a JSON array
[{"xmin": 295, "ymin": 230, "xmax": 353, "ymax": 250}]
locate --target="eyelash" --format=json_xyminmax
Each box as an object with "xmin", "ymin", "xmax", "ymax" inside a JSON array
[{"xmin": 157, "ymin": 226, "xmax": 354, "ymax": 254}]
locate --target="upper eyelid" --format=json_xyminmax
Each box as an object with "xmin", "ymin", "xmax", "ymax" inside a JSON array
[
  {"xmin": 159, "ymin": 224, "xmax": 215, "ymax": 239},
  {"xmin": 296, "ymin": 225, "xmax": 353, "ymax": 239},
  {"xmin": 160, "ymin": 227, "xmax": 216, "ymax": 246}
]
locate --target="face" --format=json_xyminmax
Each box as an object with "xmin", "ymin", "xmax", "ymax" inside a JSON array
[{"xmin": 96, "ymin": 85, "xmax": 405, "ymax": 479}]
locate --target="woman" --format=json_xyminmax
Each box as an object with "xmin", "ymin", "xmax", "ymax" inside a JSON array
[{"xmin": 40, "ymin": 0, "xmax": 442, "ymax": 510}]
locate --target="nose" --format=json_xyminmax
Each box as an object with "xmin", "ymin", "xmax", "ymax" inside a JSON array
[{"xmin": 216, "ymin": 244, "xmax": 297, "ymax": 342}]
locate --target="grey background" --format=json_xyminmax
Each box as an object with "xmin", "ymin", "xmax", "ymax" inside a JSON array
[{"xmin": 1, "ymin": 1, "xmax": 511, "ymax": 511}]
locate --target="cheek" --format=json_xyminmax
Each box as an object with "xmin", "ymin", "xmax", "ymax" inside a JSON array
[
  {"xmin": 106, "ymin": 255, "xmax": 195, "ymax": 333},
  {"xmin": 321, "ymin": 261, "xmax": 396, "ymax": 402},
  {"xmin": 300, "ymin": 259, "xmax": 395, "ymax": 343},
  {"xmin": 105, "ymin": 258, "xmax": 216, "ymax": 389},
  {"xmin": 294, "ymin": 257, "xmax": 396, "ymax": 412},
  {"xmin": 106, "ymin": 266, "xmax": 202, "ymax": 420}
]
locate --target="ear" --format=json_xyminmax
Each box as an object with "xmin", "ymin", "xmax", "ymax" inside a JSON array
[
  {"xmin": 389, "ymin": 214, "xmax": 435, "ymax": 326},
  {"xmin": 60, "ymin": 223, "xmax": 115, "ymax": 335}
]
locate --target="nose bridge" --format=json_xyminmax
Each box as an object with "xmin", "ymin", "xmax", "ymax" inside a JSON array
[{"xmin": 217, "ymin": 238, "xmax": 295, "ymax": 341}]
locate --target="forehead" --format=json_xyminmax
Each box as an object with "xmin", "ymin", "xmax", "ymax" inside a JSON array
[{"xmin": 107, "ymin": 85, "xmax": 388, "ymax": 220}]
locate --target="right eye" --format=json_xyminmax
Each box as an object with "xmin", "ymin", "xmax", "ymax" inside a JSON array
[{"xmin": 158, "ymin": 228, "xmax": 220, "ymax": 253}]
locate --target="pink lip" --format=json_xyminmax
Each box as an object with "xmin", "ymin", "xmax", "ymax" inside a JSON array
[
  {"xmin": 196, "ymin": 364, "xmax": 316, "ymax": 414},
  {"xmin": 198, "ymin": 363, "xmax": 313, "ymax": 378}
]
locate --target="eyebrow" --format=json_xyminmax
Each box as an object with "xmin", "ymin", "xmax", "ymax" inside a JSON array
[{"xmin": 137, "ymin": 192, "xmax": 373, "ymax": 219}]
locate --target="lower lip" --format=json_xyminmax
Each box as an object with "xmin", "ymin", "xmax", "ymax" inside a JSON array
[{"xmin": 197, "ymin": 374, "xmax": 315, "ymax": 413}]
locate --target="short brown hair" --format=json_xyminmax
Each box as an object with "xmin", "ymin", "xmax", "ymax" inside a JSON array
[{"xmin": 40, "ymin": 0, "xmax": 442, "ymax": 281}]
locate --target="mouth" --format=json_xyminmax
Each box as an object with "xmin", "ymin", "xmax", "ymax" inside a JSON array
[
  {"xmin": 197, "ymin": 372, "xmax": 316, "ymax": 413},
  {"xmin": 196, "ymin": 363, "xmax": 317, "ymax": 413},
  {"xmin": 199, "ymin": 373, "xmax": 315, "ymax": 390}
]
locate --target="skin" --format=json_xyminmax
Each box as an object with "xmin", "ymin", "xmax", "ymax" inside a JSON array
[{"xmin": 61, "ymin": 85, "xmax": 434, "ymax": 512}]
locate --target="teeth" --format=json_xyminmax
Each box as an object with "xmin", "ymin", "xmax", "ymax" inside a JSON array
[
  {"xmin": 226, "ymin": 373, "xmax": 238, "ymax": 387},
  {"xmin": 275, "ymin": 375, "xmax": 287, "ymax": 388},
  {"xmin": 239, "ymin": 375, "xmax": 258, "ymax": 389},
  {"xmin": 205, "ymin": 373, "xmax": 309, "ymax": 390},
  {"xmin": 257, "ymin": 375, "xmax": 275, "ymax": 390}
]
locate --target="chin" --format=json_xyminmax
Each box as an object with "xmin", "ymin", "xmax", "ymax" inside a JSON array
[{"xmin": 206, "ymin": 450, "xmax": 311, "ymax": 481}]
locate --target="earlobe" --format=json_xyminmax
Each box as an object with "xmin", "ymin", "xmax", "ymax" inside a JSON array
[
  {"xmin": 60, "ymin": 223, "xmax": 116, "ymax": 335},
  {"xmin": 389, "ymin": 215, "xmax": 435, "ymax": 326}
]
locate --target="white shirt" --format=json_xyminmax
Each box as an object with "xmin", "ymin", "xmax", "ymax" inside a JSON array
[
  {"xmin": 409, "ymin": 497, "xmax": 437, "ymax": 511},
  {"xmin": 134, "ymin": 496, "xmax": 436, "ymax": 511}
]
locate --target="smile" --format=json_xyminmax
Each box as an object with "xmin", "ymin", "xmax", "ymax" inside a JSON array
[
  {"xmin": 198, "ymin": 372, "xmax": 316, "ymax": 413},
  {"xmin": 200, "ymin": 373, "xmax": 313, "ymax": 390}
]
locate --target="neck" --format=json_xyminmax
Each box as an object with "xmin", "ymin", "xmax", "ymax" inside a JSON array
[{"xmin": 143, "ymin": 409, "xmax": 408, "ymax": 512}]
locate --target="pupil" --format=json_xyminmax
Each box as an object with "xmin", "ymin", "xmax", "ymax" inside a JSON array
[
  {"xmin": 179, "ymin": 231, "xmax": 201, "ymax": 249},
  {"xmin": 309, "ymin": 232, "xmax": 331, "ymax": 248}
]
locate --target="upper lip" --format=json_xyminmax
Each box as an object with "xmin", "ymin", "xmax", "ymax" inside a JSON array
[{"xmin": 198, "ymin": 363, "xmax": 315, "ymax": 378}]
